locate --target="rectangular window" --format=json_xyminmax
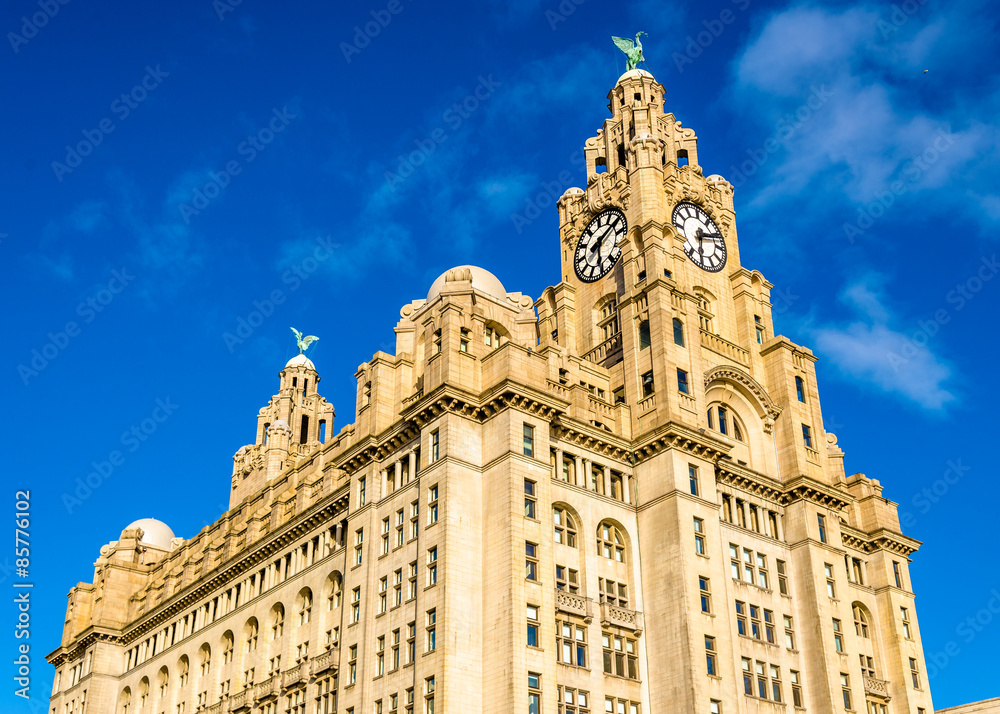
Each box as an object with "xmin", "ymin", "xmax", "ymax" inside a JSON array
[
  {"xmin": 393, "ymin": 568, "xmax": 403, "ymax": 607},
  {"xmin": 348, "ymin": 645, "xmax": 357, "ymax": 685},
  {"xmin": 833, "ymin": 619, "xmax": 844, "ymax": 652},
  {"xmin": 791, "ymin": 670, "xmax": 802, "ymax": 708},
  {"xmin": 840, "ymin": 673, "xmax": 851, "ymax": 709},
  {"xmin": 410, "ymin": 501, "xmax": 419, "ymax": 540},
  {"xmin": 524, "ymin": 479, "xmax": 537, "ymax": 519},
  {"xmin": 777, "ymin": 560, "xmax": 788, "ymax": 595},
  {"xmin": 705, "ymin": 636, "xmax": 717, "ymax": 676},
  {"xmin": 602, "ymin": 632, "xmax": 638, "ymax": 679},
  {"xmin": 736, "ymin": 601, "xmax": 747, "ymax": 636},
  {"xmin": 408, "ymin": 562, "xmax": 417, "ymax": 601},
  {"xmin": 693, "ymin": 518, "xmax": 705, "ymax": 555},
  {"xmin": 825, "ymin": 563, "xmax": 836, "ymax": 598},
  {"xmin": 730, "ymin": 544, "xmax": 740, "ymax": 580},
  {"xmin": 764, "ymin": 609, "xmax": 775, "ymax": 644},
  {"xmin": 556, "ymin": 565, "xmax": 580, "ymax": 593},
  {"xmin": 818, "ymin": 514, "xmax": 827, "ymax": 543},
  {"xmin": 425, "ymin": 676, "xmax": 435, "ymax": 714},
  {"xmin": 901, "ymin": 607, "xmax": 912, "ymax": 639},
  {"xmin": 376, "ymin": 636, "xmax": 385, "ymax": 676},
  {"xmin": 526, "ymin": 604, "xmax": 539, "ymax": 647},
  {"xmin": 378, "ymin": 577, "xmax": 388, "ymax": 614},
  {"xmin": 427, "ymin": 547, "xmax": 438, "ymax": 586},
  {"xmin": 689, "ymin": 464, "xmax": 699, "ymax": 496},
  {"xmin": 391, "ymin": 629, "xmax": 400, "ymax": 671},
  {"xmin": 742, "ymin": 658, "xmax": 752, "ymax": 694},
  {"xmin": 756, "ymin": 553, "xmax": 769, "ymax": 589},
  {"xmin": 750, "ymin": 605, "xmax": 762, "ymax": 640},
  {"xmin": 909, "ymin": 657, "xmax": 921, "ymax": 689},
  {"xmin": 756, "ymin": 661, "xmax": 767, "ymax": 698},
  {"xmin": 428, "ymin": 484, "xmax": 439, "ymax": 524},
  {"xmin": 523, "ymin": 423, "xmax": 535, "ymax": 457},
  {"xmin": 528, "ymin": 673, "xmax": 541, "ymax": 714},
  {"xmin": 381, "ymin": 517, "xmax": 390, "ymax": 556},
  {"xmin": 784, "ymin": 615, "xmax": 795, "ymax": 649},
  {"xmin": 770, "ymin": 665, "xmax": 783, "ymax": 702},
  {"xmin": 354, "ymin": 528, "xmax": 364, "ymax": 566},
  {"xmin": 358, "ymin": 477, "xmax": 366, "ymax": 507},
  {"xmin": 698, "ymin": 576, "xmax": 711, "ymax": 613},
  {"xmin": 641, "ymin": 371, "xmax": 654, "ymax": 397},
  {"xmin": 425, "ymin": 609, "xmax": 436, "ymax": 652},
  {"xmin": 525, "ymin": 542, "xmax": 539, "ymax": 581},
  {"xmin": 431, "ymin": 430, "xmax": 440, "ymax": 463},
  {"xmin": 351, "ymin": 587, "xmax": 361, "ymax": 623},
  {"xmin": 802, "ymin": 424, "xmax": 813, "ymax": 448},
  {"xmin": 673, "ymin": 318, "xmax": 684, "ymax": 346},
  {"xmin": 406, "ymin": 621, "xmax": 415, "ymax": 664},
  {"xmin": 795, "ymin": 376, "xmax": 806, "ymax": 402},
  {"xmin": 677, "ymin": 369, "xmax": 689, "ymax": 394},
  {"xmin": 557, "ymin": 620, "xmax": 588, "ymax": 667},
  {"xmin": 893, "ymin": 560, "xmax": 903, "ymax": 589},
  {"xmin": 710, "ymin": 701, "xmax": 721, "ymax": 714}
]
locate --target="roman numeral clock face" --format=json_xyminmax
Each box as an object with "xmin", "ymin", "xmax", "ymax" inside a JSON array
[
  {"xmin": 673, "ymin": 201, "xmax": 727, "ymax": 273},
  {"xmin": 574, "ymin": 208, "xmax": 627, "ymax": 283}
]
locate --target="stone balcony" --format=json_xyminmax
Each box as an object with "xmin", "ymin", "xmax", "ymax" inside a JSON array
[
  {"xmin": 555, "ymin": 589, "xmax": 593, "ymax": 621},
  {"xmin": 283, "ymin": 661, "xmax": 307, "ymax": 688},
  {"xmin": 310, "ymin": 647, "xmax": 339, "ymax": 676},
  {"xmin": 229, "ymin": 689, "xmax": 250, "ymax": 712},
  {"xmin": 204, "ymin": 702, "xmax": 223, "ymax": 714},
  {"xmin": 600, "ymin": 600, "xmax": 644, "ymax": 635},
  {"xmin": 254, "ymin": 675, "xmax": 280, "ymax": 702},
  {"xmin": 863, "ymin": 675, "xmax": 891, "ymax": 700}
]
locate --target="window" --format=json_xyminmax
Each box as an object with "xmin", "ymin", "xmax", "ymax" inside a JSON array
[
  {"xmin": 485, "ymin": 324, "xmax": 504, "ymax": 349},
  {"xmin": 378, "ymin": 577, "xmax": 388, "ymax": 614},
  {"xmin": 795, "ymin": 376, "xmax": 806, "ymax": 402},
  {"xmin": 358, "ymin": 476, "xmax": 366, "ymax": 507},
  {"xmin": 825, "ymin": 563, "xmax": 836, "ymax": 598},
  {"xmin": 408, "ymin": 561, "xmax": 417, "ymax": 600},
  {"xmin": 528, "ymin": 673, "xmax": 541, "ymax": 714},
  {"xmin": 554, "ymin": 507, "xmax": 577, "ymax": 547},
  {"xmin": 556, "ymin": 566, "xmax": 580, "ymax": 593},
  {"xmin": 677, "ymin": 369, "xmax": 689, "ymax": 394},
  {"xmin": 557, "ymin": 621, "xmax": 588, "ymax": 667},
  {"xmin": 391, "ymin": 629, "xmax": 400, "ymax": 671},
  {"xmin": 523, "ymin": 423, "xmax": 535, "ymax": 457},
  {"xmin": 354, "ymin": 528, "xmax": 364, "ymax": 566},
  {"xmin": 351, "ymin": 587, "xmax": 361, "ymax": 623},
  {"xmin": 407, "ymin": 621, "xmax": 416, "ymax": 664},
  {"xmin": 770, "ymin": 666, "xmax": 783, "ymax": 702},
  {"xmin": 393, "ymin": 568, "xmax": 403, "ymax": 607},
  {"xmin": 298, "ymin": 589, "xmax": 312, "ymax": 625},
  {"xmin": 599, "ymin": 578, "xmax": 628, "ymax": 607},
  {"xmin": 526, "ymin": 605, "xmax": 540, "ymax": 647},
  {"xmin": 909, "ymin": 657, "xmax": 921, "ymax": 689},
  {"xmin": 673, "ymin": 318, "xmax": 684, "ymax": 346},
  {"xmin": 428, "ymin": 484, "xmax": 439, "ymax": 524},
  {"xmin": 693, "ymin": 518, "xmax": 706, "ymax": 555},
  {"xmin": 892, "ymin": 561, "xmax": 903, "ymax": 589},
  {"xmin": 381, "ymin": 517, "xmax": 390, "ymax": 555},
  {"xmin": 705, "ymin": 636, "xmax": 718, "ymax": 676},
  {"xmin": 638, "ymin": 320, "xmax": 650, "ymax": 349},
  {"xmin": 271, "ymin": 604, "xmax": 285, "ymax": 639},
  {"xmin": 707, "ymin": 405, "xmax": 745, "ymax": 441},
  {"xmin": 602, "ymin": 632, "xmax": 638, "ymax": 679},
  {"xmin": 410, "ymin": 501, "xmax": 419, "ymax": 540},
  {"xmin": 736, "ymin": 601, "xmax": 748, "ymax": 636},
  {"xmin": 425, "ymin": 609, "xmax": 436, "ymax": 652},
  {"xmin": 756, "ymin": 553, "xmax": 769, "ymax": 589},
  {"xmin": 641, "ymin": 371, "xmax": 654, "ymax": 397},
  {"xmin": 750, "ymin": 605, "xmax": 762, "ymax": 640},
  {"xmin": 860, "ymin": 654, "xmax": 876, "ymax": 678},
  {"xmin": 756, "ymin": 661, "xmax": 767, "ymax": 698},
  {"xmin": 698, "ymin": 577, "xmax": 711, "ymax": 613},
  {"xmin": 901, "ymin": 607, "xmax": 912, "ymax": 639},
  {"xmin": 688, "ymin": 464, "xmax": 699, "ymax": 496},
  {"xmin": 833, "ymin": 619, "xmax": 844, "ymax": 652},
  {"xmin": 395, "ymin": 509, "xmax": 405, "ymax": 548},
  {"xmin": 791, "ymin": 670, "xmax": 803, "ymax": 708},
  {"xmin": 427, "ymin": 547, "xmax": 438, "ymax": 586},
  {"xmin": 802, "ymin": 424, "xmax": 813, "ymax": 448},
  {"xmin": 777, "ymin": 560, "xmax": 788, "ymax": 595},
  {"xmin": 710, "ymin": 701, "xmax": 721, "ymax": 714},
  {"xmin": 840, "ymin": 673, "xmax": 851, "ymax": 709},
  {"xmin": 764, "ymin": 609, "xmax": 776, "ymax": 643},
  {"xmin": 525, "ymin": 542, "xmax": 539, "ymax": 580},
  {"xmin": 853, "ymin": 604, "xmax": 869, "ymax": 638},
  {"xmin": 459, "ymin": 326, "xmax": 470, "ymax": 352},
  {"xmin": 558, "ymin": 686, "xmax": 590, "ymax": 714},
  {"xmin": 818, "ymin": 514, "xmax": 828, "ymax": 544},
  {"xmin": 597, "ymin": 522, "xmax": 626, "ymax": 562},
  {"xmin": 742, "ymin": 658, "xmax": 753, "ymax": 694},
  {"xmin": 730, "ymin": 545, "xmax": 741, "ymax": 580},
  {"xmin": 524, "ymin": 480, "xmax": 537, "ymax": 519},
  {"xmin": 376, "ymin": 636, "xmax": 385, "ymax": 676},
  {"xmin": 784, "ymin": 615, "xmax": 795, "ymax": 649},
  {"xmin": 430, "ymin": 431, "xmax": 440, "ymax": 463},
  {"xmin": 348, "ymin": 645, "xmax": 357, "ymax": 685}
]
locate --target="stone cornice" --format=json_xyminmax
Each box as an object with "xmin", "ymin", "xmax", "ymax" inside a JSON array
[
  {"xmin": 551, "ymin": 419, "xmax": 632, "ymax": 464},
  {"xmin": 780, "ymin": 475, "xmax": 851, "ymax": 510},
  {"xmin": 631, "ymin": 421, "xmax": 732, "ymax": 465},
  {"xmin": 714, "ymin": 459, "xmax": 785, "ymax": 503},
  {"xmin": 841, "ymin": 523, "xmax": 921, "ymax": 556}
]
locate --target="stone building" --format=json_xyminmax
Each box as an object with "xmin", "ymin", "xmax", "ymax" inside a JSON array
[{"xmin": 48, "ymin": 68, "xmax": 935, "ymax": 714}]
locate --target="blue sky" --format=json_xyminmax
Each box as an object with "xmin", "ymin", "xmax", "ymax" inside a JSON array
[{"xmin": 3, "ymin": 0, "xmax": 998, "ymax": 709}]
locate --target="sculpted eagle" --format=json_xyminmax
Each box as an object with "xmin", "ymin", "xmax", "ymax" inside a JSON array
[
  {"xmin": 612, "ymin": 31, "xmax": 647, "ymax": 71},
  {"xmin": 290, "ymin": 327, "xmax": 319, "ymax": 354}
]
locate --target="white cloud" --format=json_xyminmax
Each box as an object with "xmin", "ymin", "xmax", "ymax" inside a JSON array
[{"xmin": 807, "ymin": 277, "xmax": 955, "ymax": 410}]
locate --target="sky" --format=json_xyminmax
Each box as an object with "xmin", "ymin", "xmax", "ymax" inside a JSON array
[{"xmin": 2, "ymin": 0, "xmax": 998, "ymax": 709}]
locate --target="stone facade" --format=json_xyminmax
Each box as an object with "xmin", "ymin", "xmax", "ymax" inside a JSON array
[
  {"xmin": 938, "ymin": 699, "xmax": 1000, "ymax": 714},
  {"xmin": 48, "ymin": 68, "xmax": 935, "ymax": 714}
]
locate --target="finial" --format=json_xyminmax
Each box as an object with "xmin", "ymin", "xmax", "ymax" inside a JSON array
[
  {"xmin": 290, "ymin": 327, "xmax": 320, "ymax": 355},
  {"xmin": 612, "ymin": 31, "xmax": 647, "ymax": 71}
]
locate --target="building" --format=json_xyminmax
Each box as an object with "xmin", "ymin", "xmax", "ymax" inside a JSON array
[
  {"xmin": 937, "ymin": 700, "xmax": 1000, "ymax": 714},
  {"xmin": 47, "ymin": 68, "xmax": 936, "ymax": 714}
]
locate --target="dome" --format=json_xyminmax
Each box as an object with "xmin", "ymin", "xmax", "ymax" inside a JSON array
[
  {"xmin": 426, "ymin": 265, "xmax": 507, "ymax": 302},
  {"xmin": 270, "ymin": 419, "xmax": 290, "ymax": 431},
  {"xmin": 285, "ymin": 353, "xmax": 316, "ymax": 370},
  {"xmin": 122, "ymin": 518, "xmax": 175, "ymax": 550},
  {"xmin": 617, "ymin": 68, "xmax": 654, "ymax": 83}
]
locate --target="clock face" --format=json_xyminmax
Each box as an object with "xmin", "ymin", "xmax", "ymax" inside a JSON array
[
  {"xmin": 672, "ymin": 201, "xmax": 727, "ymax": 273},
  {"xmin": 574, "ymin": 208, "xmax": 627, "ymax": 283}
]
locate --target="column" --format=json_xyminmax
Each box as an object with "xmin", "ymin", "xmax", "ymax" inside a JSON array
[
  {"xmin": 555, "ymin": 449, "xmax": 564, "ymax": 481},
  {"xmin": 395, "ymin": 460, "xmax": 403, "ymax": 488},
  {"xmin": 408, "ymin": 451, "xmax": 417, "ymax": 482},
  {"xmin": 573, "ymin": 456, "xmax": 583, "ymax": 487},
  {"xmin": 584, "ymin": 459, "xmax": 593, "ymax": 492}
]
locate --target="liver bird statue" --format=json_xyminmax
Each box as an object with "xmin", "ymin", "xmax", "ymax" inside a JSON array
[
  {"xmin": 290, "ymin": 327, "xmax": 319, "ymax": 354},
  {"xmin": 612, "ymin": 31, "xmax": 647, "ymax": 71}
]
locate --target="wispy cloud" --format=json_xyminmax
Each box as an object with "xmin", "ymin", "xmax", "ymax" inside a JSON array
[{"xmin": 807, "ymin": 276, "xmax": 955, "ymax": 410}]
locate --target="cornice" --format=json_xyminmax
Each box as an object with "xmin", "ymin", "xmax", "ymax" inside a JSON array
[
  {"xmin": 780, "ymin": 475, "xmax": 851, "ymax": 510},
  {"xmin": 631, "ymin": 421, "xmax": 732, "ymax": 465}
]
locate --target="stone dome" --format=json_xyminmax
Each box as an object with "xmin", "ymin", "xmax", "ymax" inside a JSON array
[
  {"xmin": 122, "ymin": 518, "xmax": 175, "ymax": 550},
  {"xmin": 617, "ymin": 68, "xmax": 654, "ymax": 83},
  {"xmin": 285, "ymin": 353, "xmax": 316, "ymax": 370},
  {"xmin": 426, "ymin": 265, "xmax": 507, "ymax": 302},
  {"xmin": 270, "ymin": 419, "xmax": 290, "ymax": 431}
]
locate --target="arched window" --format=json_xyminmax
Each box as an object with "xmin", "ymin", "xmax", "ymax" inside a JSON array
[
  {"xmin": 673, "ymin": 318, "xmax": 684, "ymax": 346},
  {"xmin": 177, "ymin": 655, "xmax": 189, "ymax": 688},
  {"xmin": 853, "ymin": 603, "xmax": 870, "ymax": 638},
  {"xmin": 198, "ymin": 644, "xmax": 211, "ymax": 677},
  {"xmin": 795, "ymin": 376, "xmax": 806, "ymax": 403},
  {"xmin": 270, "ymin": 604, "xmax": 285, "ymax": 640},
  {"xmin": 157, "ymin": 666, "xmax": 169, "ymax": 698},
  {"xmin": 326, "ymin": 572, "xmax": 342, "ymax": 611},
  {"xmin": 597, "ymin": 522, "xmax": 626, "ymax": 562},
  {"xmin": 707, "ymin": 405, "xmax": 745, "ymax": 442},
  {"xmin": 298, "ymin": 588, "xmax": 313, "ymax": 625},
  {"xmin": 221, "ymin": 631, "xmax": 234, "ymax": 665},
  {"xmin": 638, "ymin": 320, "xmax": 650, "ymax": 349},
  {"xmin": 484, "ymin": 322, "xmax": 507, "ymax": 350},
  {"xmin": 695, "ymin": 288, "xmax": 715, "ymax": 333},
  {"xmin": 597, "ymin": 297, "xmax": 620, "ymax": 342},
  {"xmin": 138, "ymin": 678, "xmax": 149, "ymax": 708},
  {"xmin": 119, "ymin": 686, "xmax": 131, "ymax": 714},
  {"xmin": 553, "ymin": 507, "xmax": 578, "ymax": 547},
  {"xmin": 243, "ymin": 618, "xmax": 258, "ymax": 653}
]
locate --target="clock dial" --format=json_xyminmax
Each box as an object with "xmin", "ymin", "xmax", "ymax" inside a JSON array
[
  {"xmin": 672, "ymin": 201, "xmax": 727, "ymax": 273},
  {"xmin": 573, "ymin": 208, "xmax": 627, "ymax": 283}
]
